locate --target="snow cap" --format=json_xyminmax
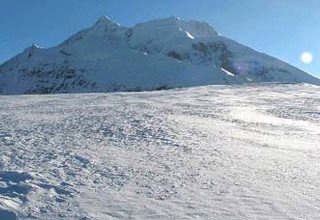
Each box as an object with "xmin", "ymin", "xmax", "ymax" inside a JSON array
[{"xmin": 94, "ymin": 15, "xmax": 120, "ymax": 27}]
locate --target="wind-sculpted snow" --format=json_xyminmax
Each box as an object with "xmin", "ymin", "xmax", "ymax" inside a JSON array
[{"xmin": 0, "ymin": 84, "xmax": 320, "ymax": 219}]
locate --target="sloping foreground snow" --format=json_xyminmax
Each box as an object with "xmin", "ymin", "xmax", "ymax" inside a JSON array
[{"xmin": 0, "ymin": 84, "xmax": 319, "ymax": 219}]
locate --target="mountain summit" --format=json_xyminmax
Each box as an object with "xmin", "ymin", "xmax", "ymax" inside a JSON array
[{"xmin": 0, "ymin": 16, "xmax": 319, "ymax": 94}]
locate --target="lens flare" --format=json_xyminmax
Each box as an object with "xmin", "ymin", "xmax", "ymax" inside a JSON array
[{"xmin": 300, "ymin": 52, "xmax": 313, "ymax": 64}]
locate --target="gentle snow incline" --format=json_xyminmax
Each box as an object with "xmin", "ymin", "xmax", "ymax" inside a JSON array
[{"xmin": 0, "ymin": 84, "xmax": 320, "ymax": 219}]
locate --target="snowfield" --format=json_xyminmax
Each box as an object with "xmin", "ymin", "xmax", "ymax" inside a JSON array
[{"xmin": 0, "ymin": 84, "xmax": 320, "ymax": 219}]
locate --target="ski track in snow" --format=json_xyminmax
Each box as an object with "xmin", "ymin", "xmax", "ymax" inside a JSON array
[{"xmin": 0, "ymin": 84, "xmax": 319, "ymax": 219}]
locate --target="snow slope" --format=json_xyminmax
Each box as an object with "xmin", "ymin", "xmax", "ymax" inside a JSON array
[
  {"xmin": 0, "ymin": 84, "xmax": 320, "ymax": 219},
  {"xmin": 0, "ymin": 16, "xmax": 319, "ymax": 94}
]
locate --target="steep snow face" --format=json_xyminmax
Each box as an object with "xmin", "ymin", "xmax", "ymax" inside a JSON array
[
  {"xmin": 130, "ymin": 16, "xmax": 218, "ymax": 51},
  {"xmin": 61, "ymin": 15, "xmax": 129, "ymax": 47},
  {"xmin": 0, "ymin": 16, "xmax": 319, "ymax": 94}
]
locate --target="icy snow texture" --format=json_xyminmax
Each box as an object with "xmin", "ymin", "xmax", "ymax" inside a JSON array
[
  {"xmin": 0, "ymin": 84, "xmax": 320, "ymax": 219},
  {"xmin": 0, "ymin": 16, "xmax": 319, "ymax": 94}
]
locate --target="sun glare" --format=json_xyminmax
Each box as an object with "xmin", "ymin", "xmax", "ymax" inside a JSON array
[{"xmin": 300, "ymin": 52, "xmax": 313, "ymax": 64}]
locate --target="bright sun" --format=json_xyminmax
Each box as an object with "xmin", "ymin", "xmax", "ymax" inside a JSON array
[{"xmin": 300, "ymin": 52, "xmax": 313, "ymax": 64}]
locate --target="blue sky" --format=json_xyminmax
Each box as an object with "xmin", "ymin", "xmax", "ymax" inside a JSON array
[{"xmin": 1, "ymin": 0, "xmax": 319, "ymax": 76}]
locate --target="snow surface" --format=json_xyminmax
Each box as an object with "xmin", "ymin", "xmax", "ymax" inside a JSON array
[
  {"xmin": 221, "ymin": 67, "xmax": 235, "ymax": 77},
  {"xmin": 0, "ymin": 84, "xmax": 320, "ymax": 219},
  {"xmin": 0, "ymin": 16, "xmax": 320, "ymax": 95}
]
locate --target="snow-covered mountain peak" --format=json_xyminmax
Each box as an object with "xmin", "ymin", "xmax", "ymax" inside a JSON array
[
  {"xmin": 152, "ymin": 15, "xmax": 182, "ymax": 23},
  {"xmin": 59, "ymin": 15, "xmax": 126, "ymax": 46},
  {"xmin": 1, "ymin": 15, "xmax": 320, "ymax": 95},
  {"xmin": 94, "ymin": 15, "xmax": 120, "ymax": 26},
  {"xmin": 129, "ymin": 17, "xmax": 219, "ymax": 52},
  {"xmin": 133, "ymin": 16, "xmax": 218, "ymax": 39},
  {"xmin": 91, "ymin": 15, "xmax": 121, "ymax": 32}
]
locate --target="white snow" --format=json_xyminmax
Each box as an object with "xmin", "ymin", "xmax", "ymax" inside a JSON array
[
  {"xmin": 185, "ymin": 31, "xmax": 195, "ymax": 39},
  {"xmin": 221, "ymin": 67, "xmax": 235, "ymax": 76},
  {"xmin": 0, "ymin": 84, "xmax": 320, "ymax": 219},
  {"xmin": 0, "ymin": 16, "xmax": 320, "ymax": 95}
]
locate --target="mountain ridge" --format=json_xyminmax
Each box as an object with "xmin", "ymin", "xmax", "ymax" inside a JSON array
[{"xmin": 0, "ymin": 16, "xmax": 319, "ymax": 94}]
